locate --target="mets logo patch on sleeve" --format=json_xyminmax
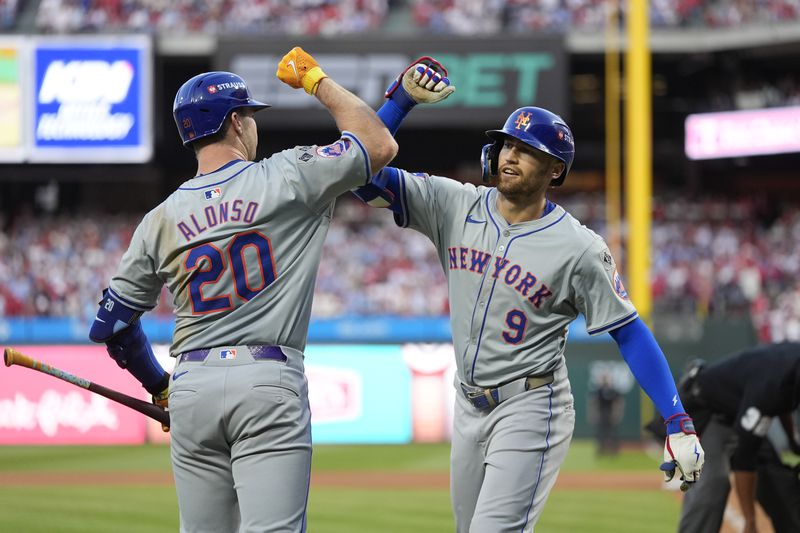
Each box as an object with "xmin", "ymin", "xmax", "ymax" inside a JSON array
[
  {"xmin": 316, "ymin": 138, "xmax": 352, "ymax": 158},
  {"xmin": 613, "ymin": 269, "xmax": 629, "ymax": 300}
]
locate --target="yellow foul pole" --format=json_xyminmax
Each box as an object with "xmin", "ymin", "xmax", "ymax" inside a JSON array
[
  {"xmin": 605, "ymin": 0, "xmax": 622, "ymax": 261},
  {"xmin": 625, "ymin": 0, "xmax": 652, "ymax": 321}
]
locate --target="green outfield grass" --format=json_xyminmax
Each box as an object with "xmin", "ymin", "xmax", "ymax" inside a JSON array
[{"xmin": 0, "ymin": 440, "xmax": 679, "ymax": 532}]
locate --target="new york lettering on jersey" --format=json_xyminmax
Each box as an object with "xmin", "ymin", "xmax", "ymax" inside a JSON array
[{"xmin": 447, "ymin": 246, "xmax": 553, "ymax": 308}]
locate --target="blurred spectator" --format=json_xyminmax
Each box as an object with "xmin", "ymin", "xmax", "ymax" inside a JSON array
[
  {"xmin": 0, "ymin": 0, "xmax": 19, "ymax": 29},
  {"xmin": 36, "ymin": 0, "xmax": 388, "ymax": 34},
  {"xmin": 587, "ymin": 369, "xmax": 625, "ymax": 456}
]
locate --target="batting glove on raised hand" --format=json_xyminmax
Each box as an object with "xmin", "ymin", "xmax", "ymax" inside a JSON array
[
  {"xmin": 276, "ymin": 46, "xmax": 328, "ymax": 95},
  {"xmin": 661, "ymin": 413, "xmax": 704, "ymax": 492},
  {"xmin": 385, "ymin": 56, "xmax": 455, "ymax": 105}
]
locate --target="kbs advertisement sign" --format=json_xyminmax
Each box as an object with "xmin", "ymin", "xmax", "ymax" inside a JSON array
[
  {"xmin": 28, "ymin": 36, "xmax": 153, "ymax": 163},
  {"xmin": 0, "ymin": 345, "xmax": 148, "ymax": 444},
  {"xmin": 0, "ymin": 38, "xmax": 26, "ymax": 162},
  {"xmin": 216, "ymin": 37, "xmax": 567, "ymax": 128}
]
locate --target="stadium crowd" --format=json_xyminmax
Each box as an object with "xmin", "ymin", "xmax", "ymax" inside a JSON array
[
  {"xmin": 34, "ymin": 0, "xmax": 388, "ymax": 34},
  {"xmin": 2, "ymin": 193, "xmax": 800, "ymax": 342},
  {"xmin": 26, "ymin": 0, "xmax": 800, "ymax": 34},
  {"xmin": 412, "ymin": 0, "xmax": 800, "ymax": 34}
]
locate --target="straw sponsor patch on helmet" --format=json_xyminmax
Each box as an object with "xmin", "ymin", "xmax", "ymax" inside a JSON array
[
  {"xmin": 316, "ymin": 138, "xmax": 352, "ymax": 158},
  {"xmin": 613, "ymin": 269, "xmax": 629, "ymax": 300},
  {"xmin": 208, "ymin": 81, "xmax": 246, "ymax": 94}
]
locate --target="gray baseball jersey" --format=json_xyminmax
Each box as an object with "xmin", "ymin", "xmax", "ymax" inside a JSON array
[
  {"xmin": 110, "ymin": 133, "xmax": 370, "ymax": 356},
  {"xmin": 391, "ymin": 169, "xmax": 636, "ymax": 532},
  {"xmin": 394, "ymin": 171, "xmax": 637, "ymax": 385},
  {"xmin": 109, "ymin": 132, "xmax": 369, "ymax": 533}
]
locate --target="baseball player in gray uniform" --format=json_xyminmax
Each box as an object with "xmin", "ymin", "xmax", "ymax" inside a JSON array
[
  {"xmin": 88, "ymin": 47, "xmax": 397, "ymax": 532},
  {"xmin": 355, "ymin": 60, "xmax": 706, "ymax": 532}
]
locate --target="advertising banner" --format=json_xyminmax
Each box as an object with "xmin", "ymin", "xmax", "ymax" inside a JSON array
[
  {"xmin": 27, "ymin": 35, "xmax": 153, "ymax": 163},
  {"xmin": 686, "ymin": 106, "xmax": 800, "ymax": 160},
  {"xmin": 0, "ymin": 345, "xmax": 148, "ymax": 444},
  {"xmin": 304, "ymin": 344, "xmax": 413, "ymax": 444},
  {"xmin": 216, "ymin": 37, "xmax": 567, "ymax": 128},
  {"xmin": 0, "ymin": 37, "xmax": 26, "ymax": 162},
  {"xmin": 0, "ymin": 340, "xmax": 656, "ymax": 444},
  {"xmin": 0, "ymin": 315, "xmax": 601, "ymax": 345}
]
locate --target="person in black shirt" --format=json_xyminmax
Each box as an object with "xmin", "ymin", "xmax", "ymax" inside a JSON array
[
  {"xmin": 588, "ymin": 370, "xmax": 625, "ymax": 456},
  {"xmin": 676, "ymin": 342, "xmax": 800, "ymax": 533}
]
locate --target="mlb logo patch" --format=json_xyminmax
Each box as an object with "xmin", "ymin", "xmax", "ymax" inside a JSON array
[
  {"xmin": 220, "ymin": 349, "xmax": 237, "ymax": 360},
  {"xmin": 204, "ymin": 187, "xmax": 221, "ymax": 200}
]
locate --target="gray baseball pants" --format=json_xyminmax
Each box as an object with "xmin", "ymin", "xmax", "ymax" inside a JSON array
[
  {"xmin": 451, "ymin": 364, "xmax": 575, "ymax": 532},
  {"xmin": 168, "ymin": 345, "xmax": 312, "ymax": 533}
]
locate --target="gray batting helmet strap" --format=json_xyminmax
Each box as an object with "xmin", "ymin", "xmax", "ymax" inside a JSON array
[
  {"xmin": 173, "ymin": 71, "xmax": 271, "ymax": 146},
  {"xmin": 482, "ymin": 107, "xmax": 575, "ymax": 186}
]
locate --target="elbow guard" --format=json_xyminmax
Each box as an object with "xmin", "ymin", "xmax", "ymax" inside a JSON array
[{"xmin": 89, "ymin": 289, "xmax": 167, "ymax": 396}]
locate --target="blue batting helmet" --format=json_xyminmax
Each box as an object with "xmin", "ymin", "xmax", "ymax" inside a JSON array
[
  {"xmin": 481, "ymin": 107, "xmax": 574, "ymax": 186},
  {"xmin": 173, "ymin": 71, "xmax": 270, "ymax": 146}
]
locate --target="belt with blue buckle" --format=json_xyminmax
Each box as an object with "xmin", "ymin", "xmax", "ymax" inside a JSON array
[
  {"xmin": 178, "ymin": 345, "xmax": 287, "ymax": 364},
  {"xmin": 461, "ymin": 372, "xmax": 555, "ymax": 410}
]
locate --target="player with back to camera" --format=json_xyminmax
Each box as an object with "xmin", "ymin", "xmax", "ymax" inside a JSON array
[
  {"xmin": 354, "ymin": 58, "xmax": 706, "ymax": 532},
  {"xmin": 88, "ymin": 47, "xmax": 397, "ymax": 532}
]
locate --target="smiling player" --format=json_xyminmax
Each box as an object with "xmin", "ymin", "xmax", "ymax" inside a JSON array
[{"xmin": 355, "ymin": 62, "xmax": 706, "ymax": 532}]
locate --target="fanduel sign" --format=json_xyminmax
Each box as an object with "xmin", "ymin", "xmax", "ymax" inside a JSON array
[
  {"xmin": 217, "ymin": 37, "xmax": 567, "ymax": 128},
  {"xmin": 30, "ymin": 36, "xmax": 153, "ymax": 163}
]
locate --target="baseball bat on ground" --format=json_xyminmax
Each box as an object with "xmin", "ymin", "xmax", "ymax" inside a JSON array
[{"xmin": 3, "ymin": 347, "xmax": 170, "ymax": 428}]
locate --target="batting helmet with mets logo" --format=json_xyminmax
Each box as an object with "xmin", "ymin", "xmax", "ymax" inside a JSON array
[
  {"xmin": 481, "ymin": 106, "xmax": 575, "ymax": 186},
  {"xmin": 173, "ymin": 71, "xmax": 271, "ymax": 146}
]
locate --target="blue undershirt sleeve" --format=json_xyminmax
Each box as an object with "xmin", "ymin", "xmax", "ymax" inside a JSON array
[{"xmin": 609, "ymin": 318, "xmax": 686, "ymax": 429}]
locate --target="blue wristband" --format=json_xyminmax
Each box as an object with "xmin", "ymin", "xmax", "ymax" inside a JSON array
[
  {"xmin": 377, "ymin": 85, "xmax": 416, "ymax": 135},
  {"xmin": 665, "ymin": 413, "xmax": 696, "ymax": 435}
]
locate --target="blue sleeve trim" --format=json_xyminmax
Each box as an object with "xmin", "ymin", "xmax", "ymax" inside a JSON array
[
  {"xmin": 395, "ymin": 170, "xmax": 410, "ymax": 228},
  {"xmin": 341, "ymin": 131, "xmax": 371, "ymax": 183},
  {"xmin": 177, "ymin": 162, "xmax": 256, "ymax": 190},
  {"xmin": 587, "ymin": 311, "xmax": 638, "ymax": 335},
  {"xmin": 107, "ymin": 287, "xmax": 154, "ymax": 312},
  {"xmin": 609, "ymin": 317, "xmax": 685, "ymax": 421}
]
